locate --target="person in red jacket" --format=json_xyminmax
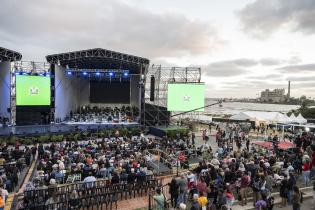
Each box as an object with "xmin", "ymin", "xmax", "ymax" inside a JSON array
[{"xmin": 303, "ymin": 160, "xmax": 311, "ymax": 186}]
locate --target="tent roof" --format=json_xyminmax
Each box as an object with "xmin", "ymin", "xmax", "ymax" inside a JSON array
[
  {"xmin": 230, "ymin": 111, "xmax": 287, "ymax": 123},
  {"xmin": 252, "ymin": 141, "xmax": 296, "ymax": 150}
]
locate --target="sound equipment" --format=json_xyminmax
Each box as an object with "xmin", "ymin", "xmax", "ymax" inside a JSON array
[{"xmin": 150, "ymin": 75, "xmax": 155, "ymax": 101}]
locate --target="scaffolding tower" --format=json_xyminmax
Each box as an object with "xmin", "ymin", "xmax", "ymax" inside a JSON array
[
  {"xmin": 10, "ymin": 61, "xmax": 50, "ymax": 125},
  {"xmin": 144, "ymin": 65, "xmax": 201, "ymax": 126}
]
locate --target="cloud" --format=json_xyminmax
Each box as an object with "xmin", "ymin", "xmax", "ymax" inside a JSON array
[
  {"xmin": 238, "ymin": 0, "xmax": 315, "ymax": 37},
  {"xmin": 259, "ymin": 58, "xmax": 284, "ymax": 66},
  {"xmin": 247, "ymin": 74, "xmax": 284, "ymax": 80},
  {"xmin": 286, "ymin": 76, "xmax": 315, "ymax": 82},
  {"xmin": 203, "ymin": 58, "xmax": 257, "ymax": 77},
  {"xmin": 0, "ymin": 0, "xmax": 222, "ymax": 60},
  {"xmin": 277, "ymin": 63, "xmax": 315, "ymax": 72}
]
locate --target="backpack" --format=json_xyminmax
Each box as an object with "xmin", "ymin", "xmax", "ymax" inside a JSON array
[{"xmin": 252, "ymin": 180, "xmax": 261, "ymax": 192}]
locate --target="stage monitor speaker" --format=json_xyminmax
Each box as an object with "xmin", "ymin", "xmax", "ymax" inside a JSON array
[{"xmin": 150, "ymin": 75, "xmax": 155, "ymax": 101}]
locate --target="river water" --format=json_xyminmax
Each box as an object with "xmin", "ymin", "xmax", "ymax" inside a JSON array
[{"xmin": 205, "ymin": 99, "xmax": 299, "ymax": 115}]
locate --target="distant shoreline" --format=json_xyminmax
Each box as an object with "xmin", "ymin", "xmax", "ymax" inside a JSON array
[{"xmin": 206, "ymin": 98, "xmax": 301, "ymax": 106}]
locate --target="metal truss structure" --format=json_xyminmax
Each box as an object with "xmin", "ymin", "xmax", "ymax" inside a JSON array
[
  {"xmin": 10, "ymin": 61, "xmax": 51, "ymax": 125},
  {"xmin": 46, "ymin": 48, "xmax": 149, "ymax": 74},
  {"xmin": 13, "ymin": 61, "xmax": 50, "ymax": 74},
  {"xmin": 144, "ymin": 65, "xmax": 201, "ymax": 126},
  {"xmin": 0, "ymin": 47, "xmax": 22, "ymax": 62}
]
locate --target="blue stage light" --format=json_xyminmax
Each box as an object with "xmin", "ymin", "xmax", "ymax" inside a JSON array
[
  {"xmin": 109, "ymin": 72, "xmax": 114, "ymax": 76},
  {"xmin": 123, "ymin": 72, "xmax": 128, "ymax": 77},
  {"xmin": 67, "ymin": 71, "xmax": 72, "ymax": 75},
  {"xmin": 39, "ymin": 73, "xmax": 44, "ymax": 76},
  {"xmin": 45, "ymin": 73, "xmax": 50, "ymax": 77},
  {"xmin": 83, "ymin": 72, "xmax": 88, "ymax": 76},
  {"xmin": 96, "ymin": 72, "xmax": 101, "ymax": 76},
  {"xmin": 22, "ymin": 72, "xmax": 28, "ymax": 75}
]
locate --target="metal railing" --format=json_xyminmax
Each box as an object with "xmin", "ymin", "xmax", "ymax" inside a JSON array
[{"xmin": 14, "ymin": 175, "xmax": 158, "ymax": 210}]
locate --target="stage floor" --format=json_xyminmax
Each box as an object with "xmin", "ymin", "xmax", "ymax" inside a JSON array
[{"xmin": 0, "ymin": 122, "xmax": 140, "ymax": 136}]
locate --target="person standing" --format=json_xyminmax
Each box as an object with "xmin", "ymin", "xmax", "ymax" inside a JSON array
[
  {"xmin": 198, "ymin": 192, "xmax": 208, "ymax": 210},
  {"xmin": 302, "ymin": 160, "xmax": 311, "ymax": 186},
  {"xmin": 280, "ymin": 175, "xmax": 289, "ymax": 208},
  {"xmin": 240, "ymin": 171, "xmax": 250, "ymax": 206},
  {"xmin": 292, "ymin": 186, "xmax": 301, "ymax": 210},
  {"xmin": 191, "ymin": 132, "xmax": 195, "ymax": 146},
  {"xmin": 288, "ymin": 172, "xmax": 297, "ymax": 204},
  {"xmin": 191, "ymin": 194, "xmax": 200, "ymax": 210},
  {"xmin": 177, "ymin": 174, "xmax": 188, "ymax": 206},
  {"xmin": 153, "ymin": 188, "xmax": 166, "ymax": 210},
  {"xmin": 246, "ymin": 138, "xmax": 250, "ymax": 151},
  {"xmin": 169, "ymin": 178, "xmax": 179, "ymax": 208}
]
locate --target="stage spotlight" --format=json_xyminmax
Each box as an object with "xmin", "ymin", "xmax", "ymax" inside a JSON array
[
  {"xmin": 96, "ymin": 72, "xmax": 101, "ymax": 76},
  {"xmin": 123, "ymin": 72, "xmax": 128, "ymax": 77},
  {"xmin": 109, "ymin": 72, "xmax": 114, "ymax": 76},
  {"xmin": 67, "ymin": 71, "xmax": 72, "ymax": 75},
  {"xmin": 83, "ymin": 72, "xmax": 88, "ymax": 76}
]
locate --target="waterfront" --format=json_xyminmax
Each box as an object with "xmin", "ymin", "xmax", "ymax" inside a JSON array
[{"xmin": 205, "ymin": 99, "xmax": 299, "ymax": 115}]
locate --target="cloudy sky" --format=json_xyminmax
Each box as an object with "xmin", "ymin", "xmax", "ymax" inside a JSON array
[{"xmin": 1, "ymin": 0, "xmax": 315, "ymax": 98}]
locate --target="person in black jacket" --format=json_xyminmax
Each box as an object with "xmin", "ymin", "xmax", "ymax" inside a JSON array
[
  {"xmin": 168, "ymin": 177, "xmax": 179, "ymax": 208},
  {"xmin": 280, "ymin": 175, "xmax": 288, "ymax": 207}
]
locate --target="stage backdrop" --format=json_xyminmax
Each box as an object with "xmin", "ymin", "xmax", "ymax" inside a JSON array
[
  {"xmin": 55, "ymin": 65, "xmax": 139, "ymax": 121},
  {"xmin": 90, "ymin": 80, "xmax": 130, "ymax": 103}
]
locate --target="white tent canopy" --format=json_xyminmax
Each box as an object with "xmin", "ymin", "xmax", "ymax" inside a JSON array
[
  {"xmin": 230, "ymin": 111, "xmax": 306, "ymax": 125},
  {"xmin": 296, "ymin": 113, "xmax": 307, "ymax": 124}
]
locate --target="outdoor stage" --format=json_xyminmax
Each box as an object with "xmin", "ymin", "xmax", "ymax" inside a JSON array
[{"xmin": 0, "ymin": 122, "xmax": 140, "ymax": 136}]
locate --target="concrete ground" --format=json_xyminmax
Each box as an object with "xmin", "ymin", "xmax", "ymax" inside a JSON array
[{"xmin": 274, "ymin": 198, "xmax": 314, "ymax": 210}]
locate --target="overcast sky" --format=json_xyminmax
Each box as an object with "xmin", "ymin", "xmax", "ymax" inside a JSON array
[{"xmin": 1, "ymin": 0, "xmax": 315, "ymax": 98}]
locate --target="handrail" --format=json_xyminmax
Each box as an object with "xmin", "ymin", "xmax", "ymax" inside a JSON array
[{"xmin": 15, "ymin": 175, "xmax": 158, "ymax": 210}]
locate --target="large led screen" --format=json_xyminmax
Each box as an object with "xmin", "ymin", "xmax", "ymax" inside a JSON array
[
  {"xmin": 167, "ymin": 83, "xmax": 205, "ymax": 111},
  {"xmin": 16, "ymin": 75, "xmax": 51, "ymax": 106},
  {"xmin": 90, "ymin": 81, "xmax": 130, "ymax": 103}
]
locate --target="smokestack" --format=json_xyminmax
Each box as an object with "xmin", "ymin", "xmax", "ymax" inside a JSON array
[{"xmin": 287, "ymin": 81, "xmax": 291, "ymax": 101}]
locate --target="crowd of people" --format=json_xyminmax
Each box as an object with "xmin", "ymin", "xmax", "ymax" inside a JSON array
[
  {"xmin": 26, "ymin": 135, "xmax": 160, "ymax": 191},
  {"xmin": 0, "ymin": 143, "xmax": 36, "ymax": 208},
  {"xmin": 0, "ymin": 121, "xmax": 314, "ymax": 210},
  {"xmin": 151, "ymin": 123, "xmax": 314, "ymax": 210}
]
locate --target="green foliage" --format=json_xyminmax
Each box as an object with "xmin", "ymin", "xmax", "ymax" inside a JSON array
[
  {"xmin": 166, "ymin": 128, "xmax": 189, "ymax": 139},
  {"xmin": 0, "ymin": 126, "xmax": 146, "ymax": 145}
]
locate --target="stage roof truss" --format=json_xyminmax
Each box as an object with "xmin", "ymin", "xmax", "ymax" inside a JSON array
[
  {"xmin": 46, "ymin": 48, "xmax": 149, "ymax": 74},
  {"xmin": 12, "ymin": 61, "xmax": 50, "ymax": 73},
  {"xmin": 0, "ymin": 47, "xmax": 22, "ymax": 62}
]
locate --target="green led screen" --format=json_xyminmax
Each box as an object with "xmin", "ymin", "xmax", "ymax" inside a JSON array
[
  {"xmin": 167, "ymin": 83, "xmax": 205, "ymax": 111},
  {"xmin": 16, "ymin": 75, "xmax": 51, "ymax": 106}
]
